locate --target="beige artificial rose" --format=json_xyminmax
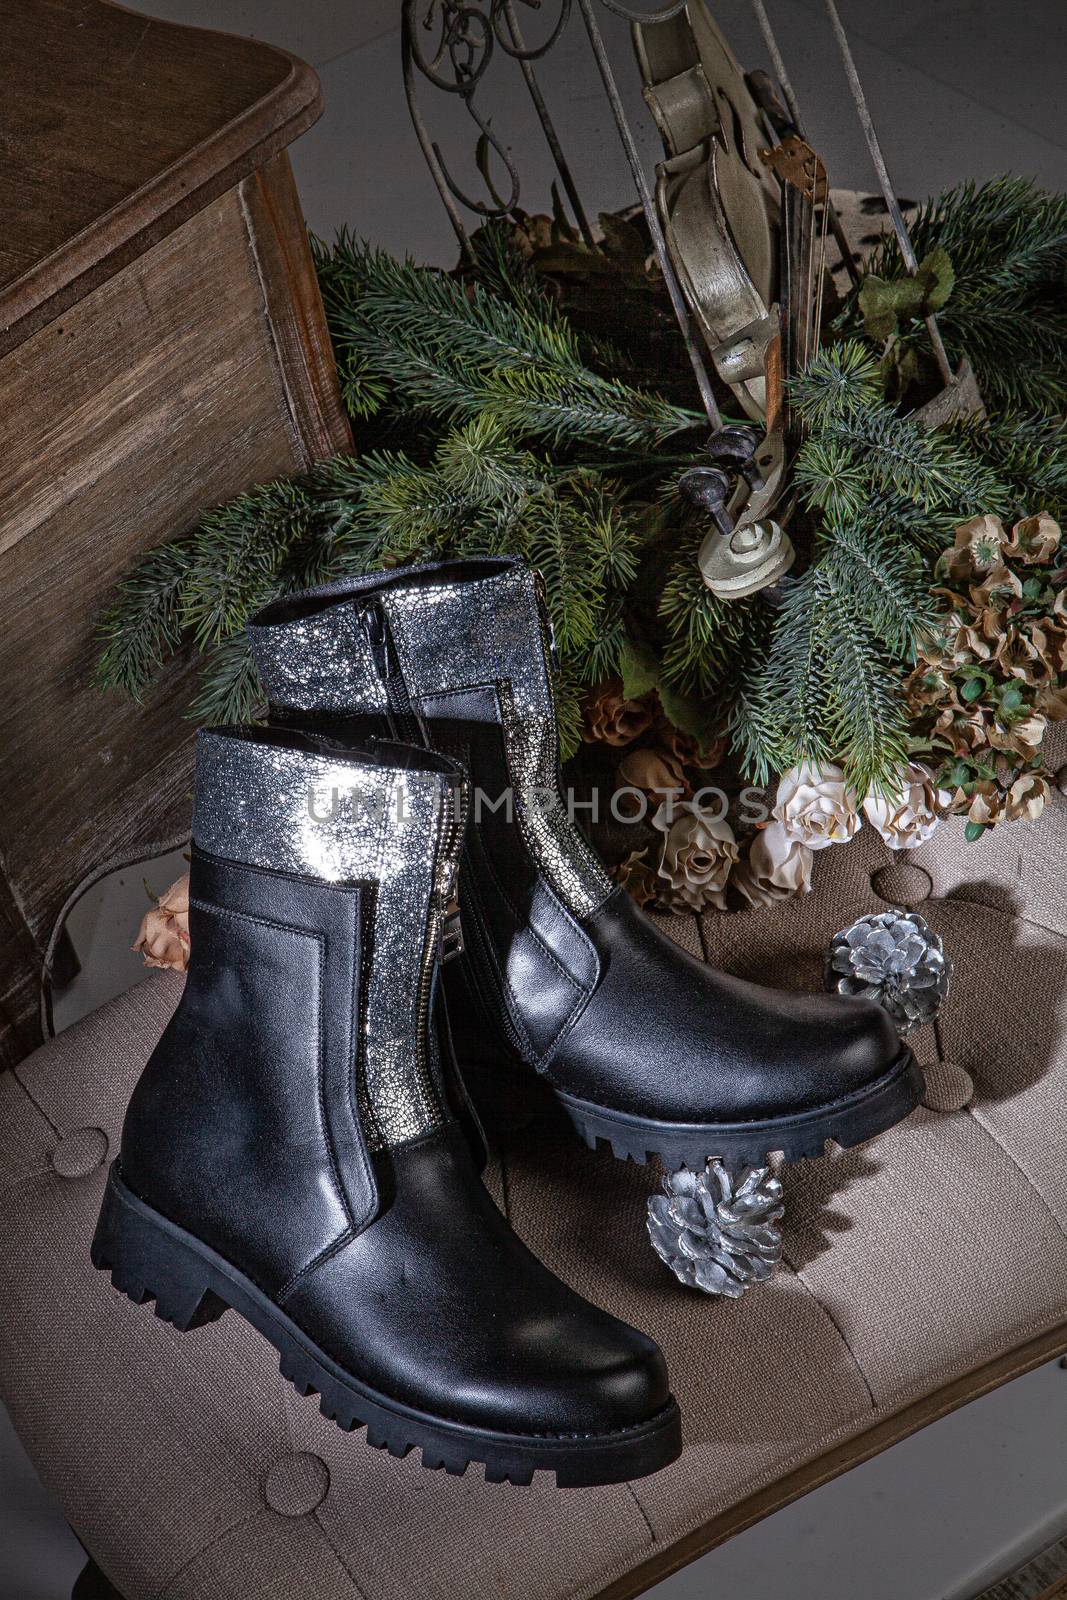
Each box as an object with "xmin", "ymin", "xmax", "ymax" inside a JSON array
[
  {"xmin": 133, "ymin": 874, "xmax": 191, "ymax": 972},
  {"xmin": 613, "ymin": 848, "xmax": 659, "ymax": 908},
  {"xmin": 1004, "ymin": 512, "xmax": 1061, "ymax": 565},
  {"xmin": 616, "ymin": 745, "xmax": 688, "ymax": 798},
  {"xmin": 942, "ymin": 514, "xmax": 1008, "ymax": 581},
  {"xmin": 862, "ymin": 763, "xmax": 948, "ymax": 850},
  {"xmin": 652, "ymin": 798, "xmax": 738, "ymax": 912},
  {"xmin": 772, "ymin": 762, "xmax": 861, "ymax": 851},
  {"xmin": 734, "ymin": 820, "xmax": 813, "ymax": 907},
  {"xmin": 582, "ymin": 679, "xmax": 655, "ymax": 747},
  {"xmin": 1004, "ymin": 773, "xmax": 1050, "ymax": 823}
]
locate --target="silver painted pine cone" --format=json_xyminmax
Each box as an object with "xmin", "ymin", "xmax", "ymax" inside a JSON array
[
  {"xmin": 647, "ymin": 1161, "xmax": 784, "ymax": 1296},
  {"xmin": 826, "ymin": 910, "xmax": 951, "ymax": 1033}
]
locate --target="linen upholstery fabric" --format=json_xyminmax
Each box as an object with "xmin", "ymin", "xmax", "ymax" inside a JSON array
[{"xmin": 4, "ymin": 800, "xmax": 1067, "ymax": 1599}]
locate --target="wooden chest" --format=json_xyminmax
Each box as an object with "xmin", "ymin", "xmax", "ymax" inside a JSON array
[{"xmin": 0, "ymin": 0, "xmax": 352, "ymax": 1067}]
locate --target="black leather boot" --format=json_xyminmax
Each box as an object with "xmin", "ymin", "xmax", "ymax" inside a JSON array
[
  {"xmin": 247, "ymin": 558, "xmax": 923, "ymax": 1170},
  {"xmin": 92, "ymin": 725, "xmax": 681, "ymax": 1486}
]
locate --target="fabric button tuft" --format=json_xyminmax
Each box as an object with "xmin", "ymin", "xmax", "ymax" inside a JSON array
[
  {"xmin": 921, "ymin": 1059, "xmax": 975, "ymax": 1113},
  {"xmin": 263, "ymin": 1452, "xmax": 330, "ymax": 1517},
  {"xmin": 870, "ymin": 862, "xmax": 933, "ymax": 908},
  {"xmin": 51, "ymin": 1127, "xmax": 108, "ymax": 1178}
]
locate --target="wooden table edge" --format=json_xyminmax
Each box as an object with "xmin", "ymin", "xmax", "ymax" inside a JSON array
[
  {"xmin": 595, "ymin": 1321, "xmax": 1067, "ymax": 1600},
  {"xmin": 0, "ymin": 2, "xmax": 324, "ymax": 356}
]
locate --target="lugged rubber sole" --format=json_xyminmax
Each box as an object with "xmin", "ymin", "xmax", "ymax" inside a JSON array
[
  {"xmin": 553, "ymin": 1050, "xmax": 925, "ymax": 1170},
  {"xmin": 91, "ymin": 1164, "xmax": 682, "ymax": 1487}
]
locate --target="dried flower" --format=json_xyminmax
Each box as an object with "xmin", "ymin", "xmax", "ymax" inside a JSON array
[
  {"xmin": 772, "ymin": 762, "xmax": 861, "ymax": 851},
  {"xmin": 582, "ymin": 679, "xmax": 655, "ymax": 747},
  {"xmin": 905, "ymin": 665, "xmax": 952, "ymax": 708},
  {"xmin": 986, "ymin": 710, "xmax": 1046, "ymax": 759},
  {"xmin": 654, "ymin": 717, "xmax": 726, "ymax": 773},
  {"xmin": 956, "ymin": 781, "xmax": 1003, "ymax": 828},
  {"xmin": 995, "ymin": 625, "xmax": 1042, "ymax": 683},
  {"xmin": 971, "ymin": 564, "xmax": 1023, "ymax": 610},
  {"xmin": 911, "ymin": 511, "xmax": 1067, "ymax": 834},
  {"xmin": 616, "ymin": 745, "xmax": 688, "ymax": 799},
  {"xmin": 932, "ymin": 702, "xmax": 990, "ymax": 755},
  {"xmin": 652, "ymin": 798, "xmax": 739, "ymax": 912},
  {"xmin": 613, "ymin": 847, "xmax": 660, "ymax": 908},
  {"xmin": 862, "ymin": 763, "xmax": 948, "ymax": 850},
  {"xmin": 734, "ymin": 820, "xmax": 814, "ymax": 907},
  {"xmin": 941, "ymin": 513, "xmax": 1008, "ymax": 581},
  {"xmin": 133, "ymin": 874, "xmax": 191, "ymax": 972},
  {"xmin": 1004, "ymin": 772, "xmax": 1050, "ymax": 823},
  {"xmin": 1005, "ymin": 512, "xmax": 1061, "ymax": 565}
]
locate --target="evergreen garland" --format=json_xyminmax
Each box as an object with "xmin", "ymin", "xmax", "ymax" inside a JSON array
[
  {"xmin": 839, "ymin": 176, "xmax": 1067, "ymax": 414},
  {"xmin": 95, "ymin": 188, "xmax": 1067, "ymax": 787}
]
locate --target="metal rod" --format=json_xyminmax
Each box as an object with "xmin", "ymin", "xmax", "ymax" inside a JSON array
[
  {"xmin": 749, "ymin": 0, "xmax": 802, "ymax": 128},
  {"xmin": 501, "ymin": 0, "xmax": 597, "ymax": 249},
  {"xmin": 748, "ymin": 0, "xmax": 860, "ymax": 289},
  {"xmin": 575, "ymin": 0, "xmax": 724, "ymax": 430},
  {"xmin": 401, "ymin": 4, "xmax": 475, "ymax": 263},
  {"xmin": 822, "ymin": 0, "xmax": 954, "ymax": 384}
]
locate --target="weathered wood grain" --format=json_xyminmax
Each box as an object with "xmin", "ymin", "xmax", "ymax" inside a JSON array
[
  {"xmin": 0, "ymin": 6, "xmax": 350, "ymax": 1067},
  {"xmin": 0, "ymin": 0, "xmax": 323, "ymax": 354}
]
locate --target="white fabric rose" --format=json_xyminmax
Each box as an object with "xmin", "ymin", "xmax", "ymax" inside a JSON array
[
  {"xmin": 734, "ymin": 820, "xmax": 814, "ymax": 907},
  {"xmin": 862, "ymin": 763, "xmax": 948, "ymax": 850},
  {"xmin": 772, "ymin": 762, "xmax": 860, "ymax": 851},
  {"xmin": 652, "ymin": 798, "xmax": 738, "ymax": 912}
]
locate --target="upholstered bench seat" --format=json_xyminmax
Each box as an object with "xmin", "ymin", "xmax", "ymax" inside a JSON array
[{"xmin": 3, "ymin": 803, "xmax": 1067, "ymax": 1600}]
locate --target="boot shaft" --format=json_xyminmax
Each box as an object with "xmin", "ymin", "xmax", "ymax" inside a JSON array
[
  {"xmin": 247, "ymin": 558, "xmax": 613, "ymax": 924},
  {"xmin": 121, "ymin": 726, "xmax": 468, "ymax": 1292},
  {"xmin": 193, "ymin": 725, "xmax": 466, "ymax": 1148}
]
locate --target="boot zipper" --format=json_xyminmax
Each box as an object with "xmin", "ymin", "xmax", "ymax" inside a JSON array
[
  {"xmin": 359, "ymin": 600, "xmax": 424, "ymax": 745},
  {"xmin": 436, "ymin": 773, "xmax": 467, "ymax": 966},
  {"xmin": 413, "ymin": 774, "xmax": 468, "ymax": 1106}
]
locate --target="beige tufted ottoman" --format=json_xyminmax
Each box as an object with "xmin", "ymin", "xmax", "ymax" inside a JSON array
[{"xmin": 3, "ymin": 800, "xmax": 1067, "ymax": 1600}]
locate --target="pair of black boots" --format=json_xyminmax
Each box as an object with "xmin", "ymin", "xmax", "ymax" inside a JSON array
[{"xmin": 93, "ymin": 557, "xmax": 921, "ymax": 1486}]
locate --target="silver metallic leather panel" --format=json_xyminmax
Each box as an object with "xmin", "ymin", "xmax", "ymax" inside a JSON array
[
  {"xmin": 383, "ymin": 567, "xmax": 613, "ymax": 919},
  {"xmin": 247, "ymin": 605, "xmax": 388, "ymax": 715},
  {"xmin": 194, "ymin": 730, "xmax": 458, "ymax": 1151}
]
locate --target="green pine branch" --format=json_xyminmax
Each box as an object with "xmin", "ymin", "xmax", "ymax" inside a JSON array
[
  {"xmin": 94, "ymin": 540, "xmax": 194, "ymax": 700},
  {"xmin": 315, "ymin": 234, "xmax": 701, "ymax": 452},
  {"xmin": 841, "ymin": 176, "xmax": 1067, "ymax": 415}
]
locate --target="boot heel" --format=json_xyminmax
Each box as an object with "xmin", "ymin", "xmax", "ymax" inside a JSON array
[{"xmin": 91, "ymin": 1165, "xmax": 227, "ymax": 1332}]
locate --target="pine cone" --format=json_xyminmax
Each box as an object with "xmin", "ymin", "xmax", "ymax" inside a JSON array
[
  {"xmin": 827, "ymin": 910, "xmax": 951, "ymax": 1032},
  {"xmin": 647, "ymin": 1161, "xmax": 784, "ymax": 1296}
]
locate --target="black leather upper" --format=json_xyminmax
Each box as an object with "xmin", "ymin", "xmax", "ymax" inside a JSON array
[
  {"xmin": 121, "ymin": 847, "xmax": 378, "ymax": 1294},
  {"xmin": 283, "ymin": 1120, "xmax": 668, "ymax": 1435},
  {"xmin": 121, "ymin": 830, "xmax": 669, "ymax": 1438},
  {"xmin": 419, "ymin": 709, "xmax": 902, "ymax": 1127},
  {"xmin": 549, "ymin": 887, "xmax": 902, "ymax": 1121}
]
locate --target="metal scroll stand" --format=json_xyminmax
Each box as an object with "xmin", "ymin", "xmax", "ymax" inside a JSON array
[{"xmin": 399, "ymin": 1, "xmax": 957, "ymax": 1295}]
